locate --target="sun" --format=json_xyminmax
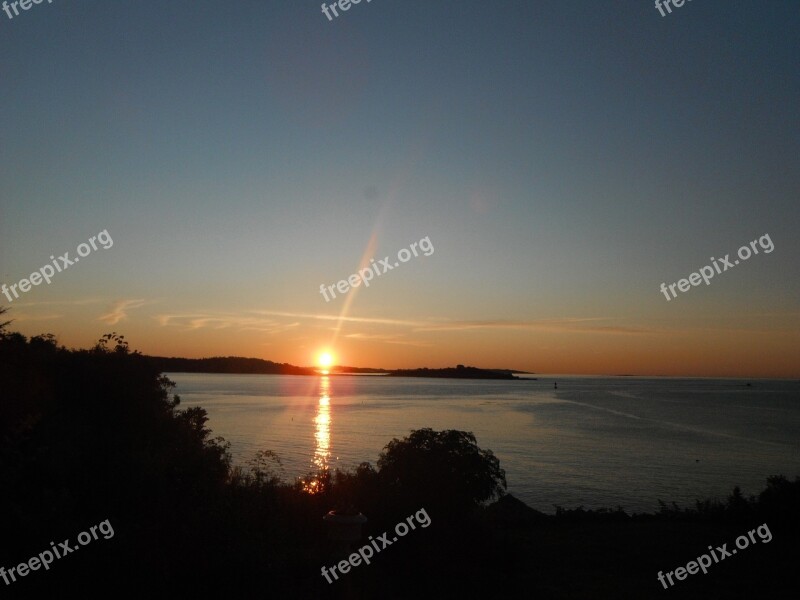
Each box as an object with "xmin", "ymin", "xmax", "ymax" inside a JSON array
[{"xmin": 317, "ymin": 351, "xmax": 334, "ymax": 369}]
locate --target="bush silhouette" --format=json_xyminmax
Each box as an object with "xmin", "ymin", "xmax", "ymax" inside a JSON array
[{"xmin": 376, "ymin": 428, "xmax": 506, "ymax": 522}]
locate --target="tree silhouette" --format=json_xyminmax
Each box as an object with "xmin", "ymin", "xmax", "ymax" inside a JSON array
[{"xmin": 377, "ymin": 428, "xmax": 506, "ymax": 521}]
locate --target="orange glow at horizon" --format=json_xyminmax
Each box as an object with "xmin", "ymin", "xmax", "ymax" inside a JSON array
[{"xmin": 8, "ymin": 308, "xmax": 800, "ymax": 379}]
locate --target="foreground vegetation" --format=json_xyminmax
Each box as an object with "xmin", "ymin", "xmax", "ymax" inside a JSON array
[{"xmin": 1, "ymin": 316, "xmax": 797, "ymax": 597}]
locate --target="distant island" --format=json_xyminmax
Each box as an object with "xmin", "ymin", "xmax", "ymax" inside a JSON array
[
  {"xmin": 328, "ymin": 365, "xmax": 390, "ymax": 374},
  {"xmin": 146, "ymin": 357, "xmax": 529, "ymax": 380},
  {"xmin": 387, "ymin": 365, "xmax": 522, "ymax": 380}
]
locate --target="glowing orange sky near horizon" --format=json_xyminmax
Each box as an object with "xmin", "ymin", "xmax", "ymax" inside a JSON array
[{"xmin": 6, "ymin": 304, "xmax": 799, "ymax": 378}]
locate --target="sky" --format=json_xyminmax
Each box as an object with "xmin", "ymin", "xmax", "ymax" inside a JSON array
[{"xmin": 1, "ymin": 0, "xmax": 798, "ymax": 377}]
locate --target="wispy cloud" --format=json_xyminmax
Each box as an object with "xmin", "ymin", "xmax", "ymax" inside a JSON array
[
  {"xmin": 253, "ymin": 311, "xmax": 653, "ymax": 335},
  {"xmin": 157, "ymin": 309, "xmax": 653, "ymax": 336},
  {"xmin": 344, "ymin": 332, "xmax": 433, "ymax": 347},
  {"xmin": 251, "ymin": 310, "xmax": 423, "ymax": 327},
  {"xmin": 156, "ymin": 312, "xmax": 298, "ymax": 334},
  {"xmin": 99, "ymin": 299, "xmax": 149, "ymax": 325},
  {"xmin": 412, "ymin": 318, "xmax": 657, "ymax": 335}
]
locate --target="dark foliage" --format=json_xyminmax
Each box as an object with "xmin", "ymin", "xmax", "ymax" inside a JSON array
[{"xmin": 375, "ymin": 428, "xmax": 506, "ymax": 524}]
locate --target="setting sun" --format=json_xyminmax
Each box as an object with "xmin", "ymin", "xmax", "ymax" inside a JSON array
[{"xmin": 317, "ymin": 351, "xmax": 334, "ymax": 369}]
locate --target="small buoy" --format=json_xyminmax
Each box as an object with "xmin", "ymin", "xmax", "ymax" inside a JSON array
[{"xmin": 554, "ymin": 382, "xmax": 558, "ymax": 389}]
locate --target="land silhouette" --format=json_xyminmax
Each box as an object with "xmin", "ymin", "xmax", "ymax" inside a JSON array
[
  {"xmin": 147, "ymin": 356, "xmax": 527, "ymax": 379},
  {"xmin": 148, "ymin": 355, "xmax": 317, "ymax": 375},
  {"xmin": 1, "ymin": 312, "xmax": 797, "ymax": 597},
  {"xmin": 386, "ymin": 365, "xmax": 522, "ymax": 379}
]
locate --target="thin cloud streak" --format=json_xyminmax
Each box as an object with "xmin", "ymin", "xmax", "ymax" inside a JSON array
[
  {"xmin": 344, "ymin": 332, "xmax": 433, "ymax": 347},
  {"xmin": 157, "ymin": 309, "xmax": 651, "ymax": 335},
  {"xmin": 412, "ymin": 318, "xmax": 658, "ymax": 335},
  {"xmin": 251, "ymin": 310, "xmax": 421, "ymax": 327},
  {"xmin": 99, "ymin": 299, "xmax": 149, "ymax": 325}
]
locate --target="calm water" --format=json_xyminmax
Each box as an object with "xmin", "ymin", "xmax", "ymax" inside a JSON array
[{"xmin": 169, "ymin": 374, "xmax": 800, "ymax": 513}]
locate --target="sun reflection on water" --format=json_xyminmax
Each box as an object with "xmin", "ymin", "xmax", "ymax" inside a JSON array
[{"xmin": 302, "ymin": 376, "xmax": 331, "ymax": 494}]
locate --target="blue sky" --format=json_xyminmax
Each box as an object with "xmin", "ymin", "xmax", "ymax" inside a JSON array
[{"xmin": 1, "ymin": 0, "xmax": 798, "ymax": 376}]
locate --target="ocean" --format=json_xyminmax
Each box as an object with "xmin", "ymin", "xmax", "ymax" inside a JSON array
[{"xmin": 168, "ymin": 373, "xmax": 800, "ymax": 513}]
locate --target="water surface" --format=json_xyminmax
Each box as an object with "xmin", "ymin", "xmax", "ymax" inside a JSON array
[{"xmin": 169, "ymin": 373, "xmax": 800, "ymax": 513}]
